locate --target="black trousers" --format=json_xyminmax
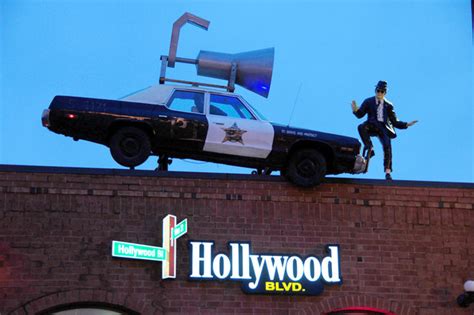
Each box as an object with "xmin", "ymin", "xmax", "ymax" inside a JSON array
[{"xmin": 358, "ymin": 121, "xmax": 392, "ymax": 171}]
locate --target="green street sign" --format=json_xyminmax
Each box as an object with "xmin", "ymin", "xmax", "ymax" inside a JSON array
[
  {"xmin": 112, "ymin": 241, "xmax": 166, "ymax": 261},
  {"xmin": 172, "ymin": 219, "xmax": 188, "ymax": 240}
]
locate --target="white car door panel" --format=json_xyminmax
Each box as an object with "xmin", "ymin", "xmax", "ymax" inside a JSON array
[
  {"xmin": 203, "ymin": 93, "xmax": 274, "ymax": 159},
  {"xmin": 204, "ymin": 116, "xmax": 274, "ymax": 158}
]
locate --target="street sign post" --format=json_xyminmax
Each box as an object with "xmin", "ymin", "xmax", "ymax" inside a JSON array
[{"xmin": 112, "ymin": 214, "xmax": 188, "ymax": 279}]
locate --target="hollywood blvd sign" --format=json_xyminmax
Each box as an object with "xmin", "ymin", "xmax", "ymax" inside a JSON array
[
  {"xmin": 112, "ymin": 214, "xmax": 342, "ymax": 295},
  {"xmin": 189, "ymin": 242, "xmax": 341, "ymax": 295}
]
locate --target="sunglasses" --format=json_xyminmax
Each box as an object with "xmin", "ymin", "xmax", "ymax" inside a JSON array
[{"xmin": 376, "ymin": 89, "xmax": 386, "ymax": 94}]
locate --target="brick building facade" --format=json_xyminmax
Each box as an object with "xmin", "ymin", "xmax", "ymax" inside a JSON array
[{"xmin": 0, "ymin": 165, "xmax": 473, "ymax": 315}]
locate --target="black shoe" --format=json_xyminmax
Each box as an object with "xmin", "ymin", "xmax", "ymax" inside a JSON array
[{"xmin": 385, "ymin": 173, "xmax": 392, "ymax": 180}]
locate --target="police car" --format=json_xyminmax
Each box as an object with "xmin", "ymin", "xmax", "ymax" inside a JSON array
[{"xmin": 42, "ymin": 84, "xmax": 365, "ymax": 187}]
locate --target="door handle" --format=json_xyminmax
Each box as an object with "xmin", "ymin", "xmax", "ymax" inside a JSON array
[{"xmin": 213, "ymin": 122, "xmax": 224, "ymax": 125}]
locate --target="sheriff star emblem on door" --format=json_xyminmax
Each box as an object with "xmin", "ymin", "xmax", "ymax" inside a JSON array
[
  {"xmin": 222, "ymin": 123, "xmax": 247, "ymax": 145},
  {"xmin": 204, "ymin": 117, "xmax": 274, "ymax": 159}
]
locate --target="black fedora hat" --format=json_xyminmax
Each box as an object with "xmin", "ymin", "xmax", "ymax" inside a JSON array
[{"xmin": 375, "ymin": 80, "xmax": 388, "ymax": 90}]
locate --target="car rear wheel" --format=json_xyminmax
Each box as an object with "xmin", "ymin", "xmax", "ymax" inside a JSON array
[
  {"xmin": 286, "ymin": 149, "xmax": 327, "ymax": 187},
  {"xmin": 110, "ymin": 127, "xmax": 151, "ymax": 167}
]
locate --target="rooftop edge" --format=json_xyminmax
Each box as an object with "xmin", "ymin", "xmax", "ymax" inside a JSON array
[{"xmin": 0, "ymin": 164, "xmax": 472, "ymax": 189}]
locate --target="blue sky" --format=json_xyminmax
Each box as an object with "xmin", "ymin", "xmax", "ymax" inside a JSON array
[{"xmin": 1, "ymin": 0, "xmax": 472, "ymax": 182}]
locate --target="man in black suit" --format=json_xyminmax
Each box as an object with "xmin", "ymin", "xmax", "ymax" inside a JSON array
[{"xmin": 351, "ymin": 81, "xmax": 418, "ymax": 180}]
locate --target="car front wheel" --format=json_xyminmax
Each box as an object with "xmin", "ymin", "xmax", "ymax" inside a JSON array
[
  {"xmin": 109, "ymin": 126, "xmax": 151, "ymax": 167},
  {"xmin": 286, "ymin": 149, "xmax": 327, "ymax": 187}
]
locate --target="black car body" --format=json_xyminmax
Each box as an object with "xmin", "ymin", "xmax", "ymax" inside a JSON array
[{"xmin": 42, "ymin": 85, "xmax": 365, "ymax": 186}]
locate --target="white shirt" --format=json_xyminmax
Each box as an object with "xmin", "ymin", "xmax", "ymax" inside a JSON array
[{"xmin": 376, "ymin": 98, "xmax": 384, "ymax": 122}]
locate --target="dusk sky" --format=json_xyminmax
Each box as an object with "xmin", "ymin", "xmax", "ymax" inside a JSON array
[{"xmin": 1, "ymin": 0, "xmax": 472, "ymax": 182}]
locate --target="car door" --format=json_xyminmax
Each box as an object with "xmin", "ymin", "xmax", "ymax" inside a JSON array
[
  {"xmin": 162, "ymin": 90, "xmax": 208, "ymax": 153},
  {"xmin": 204, "ymin": 93, "xmax": 274, "ymax": 159}
]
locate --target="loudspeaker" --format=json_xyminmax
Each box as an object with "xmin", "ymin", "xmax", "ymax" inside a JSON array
[{"xmin": 196, "ymin": 48, "xmax": 274, "ymax": 98}]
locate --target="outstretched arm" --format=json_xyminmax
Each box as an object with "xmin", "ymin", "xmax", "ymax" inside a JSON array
[{"xmin": 387, "ymin": 105, "xmax": 414, "ymax": 129}]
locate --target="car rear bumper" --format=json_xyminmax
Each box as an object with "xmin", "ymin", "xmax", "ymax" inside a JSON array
[{"xmin": 41, "ymin": 109, "xmax": 50, "ymax": 127}]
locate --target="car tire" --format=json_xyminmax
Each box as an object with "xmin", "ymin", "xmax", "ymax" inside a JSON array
[
  {"xmin": 109, "ymin": 126, "xmax": 151, "ymax": 167},
  {"xmin": 286, "ymin": 149, "xmax": 327, "ymax": 187}
]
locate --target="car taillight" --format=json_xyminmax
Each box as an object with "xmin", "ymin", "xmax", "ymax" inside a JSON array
[{"xmin": 66, "ymin": 113, "xmax": 78, "ymax": 119}]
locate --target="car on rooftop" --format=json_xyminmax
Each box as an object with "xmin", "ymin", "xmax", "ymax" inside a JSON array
[{"xmin": 42, "ymin": 84, "xmax": 366, "ymax": 187}]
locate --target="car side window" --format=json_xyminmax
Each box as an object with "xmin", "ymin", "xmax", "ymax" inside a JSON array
[
  {"xmin": 167, "ymin": 90, "xmax": 204, "ymax": 114},
  {"xmin": 209, "ymin": 94, "xmax": 256, "ymax": 120}
]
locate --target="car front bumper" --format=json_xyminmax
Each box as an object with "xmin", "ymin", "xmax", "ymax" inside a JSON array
[{"xmin": 352, "ymin": 155, "xmax": 367, "ymax": 174}]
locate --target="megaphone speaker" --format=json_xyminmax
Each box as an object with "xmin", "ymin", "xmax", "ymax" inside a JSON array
[{"xmin": 196, "ymin": 48, "xmax": 274, "ymax": 98}]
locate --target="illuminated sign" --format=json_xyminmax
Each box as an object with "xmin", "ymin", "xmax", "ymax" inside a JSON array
[
  {"xmin": 172, "ymin": 218, "xmax": 188, "ymax": 240},
  {"xmin": 112, "ymin": 241, "xmax": 166, "ymax": 261},
  {"xmin": 189, "ymin": 241, "xmax": 341, "ymax": 295},
  {"xmin": 111, "ymin": 214, "xmax": 342, "ymax": 295}
]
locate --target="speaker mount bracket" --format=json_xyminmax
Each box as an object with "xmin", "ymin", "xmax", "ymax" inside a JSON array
[
  {"xmin": 168, "ymin": 12, "xmax": 210, "ymax": 68},
  {"xmin": 159, "ymin": 55, "xmax": 239, "ymax": 93},
  {"xmin": 227, "ymin": 62, "xmax": 238, "ymax": 93}
]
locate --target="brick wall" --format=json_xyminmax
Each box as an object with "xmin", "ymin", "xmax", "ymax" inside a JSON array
[{"xmin": 0, "ymin": 165, "xmax": 473, "ymax": 315}]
